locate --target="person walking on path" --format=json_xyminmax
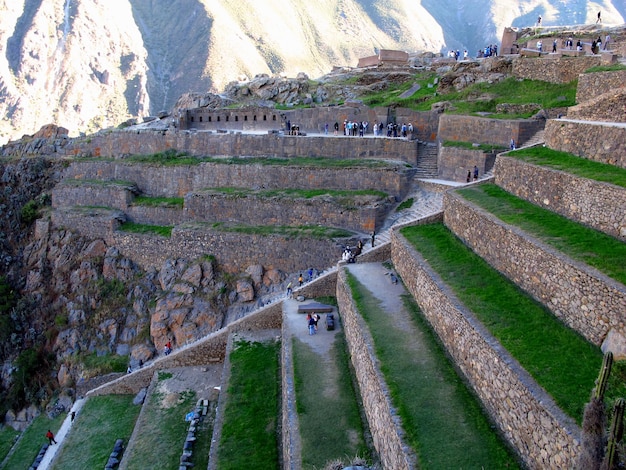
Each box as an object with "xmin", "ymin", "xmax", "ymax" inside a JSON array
[
  {"xmin": 286, "ymin": 282, "xmax": 293, "ymax": 298},
  {"xmin": 370, "ymin": 231, "xmax": 376, "ymax": 247},
  {"xmin": 307, "ymin": 314, "xmax": 316, "ymax": 335},
  {"xmin": 46, "ymin": 430, "xmax": 57, "ymax": 445},
  {"xmin": 473, "ymin": 165, "xmax": 479, "ymax": 181},
  {"xmin": 596, "ymin": 11, "xmax": 601, "ymax": 23},
  {"xmin": 298, "ymin": 274, "xmax": 303, "ymax": 286}
]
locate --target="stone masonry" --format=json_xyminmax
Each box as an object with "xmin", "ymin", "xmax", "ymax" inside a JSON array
[
  {"xmin": 512, "ymin": 55, "xmax": 602, "ymax": 84},
  {"xmin": 544, "ymin": 119, "xmax": 626, "ymax": 168},
  {"xmin": 495, "ymin": 155, "xmax": 626, "ymax": 240},
  {"xmin": 336, "ymin": 268, "xmax": 414, "ymax": 470},
  {"xmin": 438, "ymin": 145, "xmax": 497, "ymax": 182},
  {"xmin": 438, "ymin": 115, "xmax": 545, "ymax": 148},
  {"xmin": 391, "ymin": 222, "xmax": 581, "ymax": 470},
  {"xmin": 443, "ymin": 190, "xmax": 626, "ymax": 349}
]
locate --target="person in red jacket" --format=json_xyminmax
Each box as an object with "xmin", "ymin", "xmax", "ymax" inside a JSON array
[{"xmin": 46, "ymin": 429, "xmax": 57, "ymax": 445}]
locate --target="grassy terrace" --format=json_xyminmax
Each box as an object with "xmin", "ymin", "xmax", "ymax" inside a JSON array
[
  {"xmin": 2, "ymin": 412, "xmax": 66, "ymax": 470},
  {"xmin": 206, "ymin": 187, "xmax": 388, "ymax": 199},
  {"xmin": 458, "ymin": 183, "xmax": 626, "ymax": 286},
  {"xmin": 132, "ymin": 195, "xmax": 184, "ymax": 208},
  {"xmin": 363, "ymin": 76, "xmax": 576, "ymax": 118},
  {"xmin": 123, "ymin": 151, "xmax": 399, "ymax": 169},
  {"xmin": 507, "ymin": 146, "xmax": 626, "ymax": 189},
  {"xmin": 293, "ymin": 332, "xmax": 368, "ymax": 469},
  {"xmin": 216, "ymin": 340, "xmax": 280, "ymax": 470},
  {"xmin": 52, "ymin": 395, "xmax": 140, "ymax": 469},
  {"xmin": 443, "ymin": 140, "xmax": 507, "ymax": 153},
  {"xmin": 346, "ymin": 272, "xmax": 519, "ymax": 468},
  {"xmin": 123, "ymin": 372, "xmax": 199, "ymax": 470},
  {"xmin": 401, "ymin": 223, "xmax": 604, "ymax": 423}
]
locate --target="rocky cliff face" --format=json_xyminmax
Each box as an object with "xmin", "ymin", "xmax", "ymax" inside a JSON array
[
  {"xmin": 0, "ymin": 155, "xmax": 288, "ymax": 419},
  {"xmin": 1, "ymin": 0, "xmax": 624, "ymax": 144}
]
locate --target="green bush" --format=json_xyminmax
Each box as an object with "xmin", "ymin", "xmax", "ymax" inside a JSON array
[{"xmin": 20, "ymin": 200, "xmax": 39, "ymax": 225}]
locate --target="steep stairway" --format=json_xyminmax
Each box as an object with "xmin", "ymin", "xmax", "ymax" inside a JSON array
[{"xmin": 414, "ymin": 142, "xmax": 438, "ymax": 178}]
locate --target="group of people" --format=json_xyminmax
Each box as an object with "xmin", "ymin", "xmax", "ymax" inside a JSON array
[
  {"xmin": 546, "ymin": 35, "xmax": 610, "ymax": 54},
  {"xmin": 306, "ymin": 313, "xmax": 321, "ymax": 335},
  {"xmin": 477, "ymin": 45, "xmax": 498, "ymax": 59},
  {"xmin": 341, "ymin": 120, "xmax": 368, "ymax": 136}
]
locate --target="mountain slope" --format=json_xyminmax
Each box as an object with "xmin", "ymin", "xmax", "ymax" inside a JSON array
[{"xmin": 0, "ymin": 0, "xmax": 624, "ymax": 144}]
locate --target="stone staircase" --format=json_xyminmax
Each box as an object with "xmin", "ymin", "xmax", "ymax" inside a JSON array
[
  {"xmin": 518, "ymin": 128, "xmax": 545, "ymax": 148},
  {"xmin": 415, "ymin": 142, "xmax": 438, "ymax": 178}
]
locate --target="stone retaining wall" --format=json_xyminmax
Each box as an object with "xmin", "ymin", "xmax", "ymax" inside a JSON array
[
  {"xmin": 61, "ymin": 160, "xmax": 412, "ymax": 200},
  {"xmin": 109, "ymin": 227, "xmax": 344, "ymax": 274},
  {"xmin": 443, "ymin": 190, "xmax": 626, "ymax": 347},
  {"xmin": 52, "ymin": 183, "xmax": 134, "ymax": 210},
  {"xmin": 58, "ymin": 131, "xmax": 419, "ymax": 166},
  {"xmin": 544, "ymin": 119, "xmax": 626, "ymax": 168},
  {"xmin": 438, "ymin": 146, "xmax": 497, "ymax": 182},
  {"xmin": 50, "ymin": 208, "xmax": 346, "ymax": 273},
  {"xmin": 86, "ymin": 302, "xmax": 282, "ymax": 396},
  {"xmin": 511, "ymin": 55, "xmax": 601, "ymax": 83},
  {"xmin": 184, "ymin": 191, "xmax": 390, "ymax": 233},
  {"xmin": 336, "ymin": 268, "xmax": 414, "ymax": 470},
  {"xmin": 438, "ymin": 115, "xmax": 544, "ymax": 148},
  {"xmin": 391, "ymin": 224, "xmax": 580, "ymax": 469},
  {"xmin": 575, "ymin": 69, "xmax": 626, "ymax": 103},
  {"xmin": 495, "ymin": 156, "xmax": 626, "ymax": 240}
]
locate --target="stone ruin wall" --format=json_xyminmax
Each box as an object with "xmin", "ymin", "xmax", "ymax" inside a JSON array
[
  {"xmin": 438, "ymin": 146, "xmax": 497, "ymax": 182},
  {"xmin": 391, "ymin": 225, "xmax": 580, "ymax": 469},
  {"xmin": 58, "ymin": 131, "xmax": 419, "ymax": 170},
  {"xmin": 575, "ymin": 69, "xmax": 626, "ymax": 103},
  {"xmin": 495, "ymin": 156, "xmax": 626, "ymax": 240},
  {"xmin": 52, "ymin": 182, "xmax": 390, "ymax": 234},
  {"xmin": 336, "ymin": 268, "xmax": 414, "ymax": 470},
  {"xmin": 49, "ymin": 208, "xmax": 345, "ymax": 274},
  {"xmin": 184, "ymin": 192, "xmax": 389, "ymax": 234},
  {"xmin": 544, "ymin": 119, "xmax": 626, "ymax": 168},
  {"xmin": 511, "ymin": 55, "xmax": 601, "ymax": 83},
  {"xmin": 437, "ymin": 114, "xmax": 545, "ymax": 148},
  {"xmin": 443, "ymin": 191, "xmax": 626, "ymax": 347},
  {"xmin": 60, "ymin": 160, "xmax": 412, "ymax": 204}
]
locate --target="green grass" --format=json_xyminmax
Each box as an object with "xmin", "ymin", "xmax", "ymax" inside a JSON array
[
  {"xmin": 3, "ymin": 411, "xmax": 66, "ymax": 469},
  {"xmin": 584, "ymin": 64, "xmax": 626, "ymax": 73},
  {"xmin": 345, "ymin": 272, "xmax": 519, "ymax": 468},
  {"xmin": 51, "ymin": 395, "xmax": 140, "ymax": 470},
  {"xmin": 400, "ymin": 222, "xmax": 603, "ymax": 423},
  {"xmin": 458, "ymin": 184, "xmax": 626, "ymax": 285},
  {"xmin": 361, "ymin": 72, "xmax": 437, "ymax": 109},
  {"xmin": 507, "ymin": 146, "xmax": 626, "ymax": 189},
  {"xmin": 124, "ymin": 389, "xmax": 197, "ymax": 469},
  {"xmin": 364, "ymin": 76, "xmax": 576, "ymax": 117},
  {"xmin": 292, "ymin": 333, "xmax": 368, "ymax": 469},
  {"xmin": 119, "ymin": 221, "xmax": 173, "ymax": 237},
  {"xmin": 443, "ymin": 140, "xmax": 507, "ymax": 153},
  {"xmin": 208, "ymin": 187, "xmax": 387, "ymax": 199},
  {"xmin": 125, "ymin": 150, "xmax": 203, "ymax": 165},
  {"xmin": 396, "ymin": 197, "xmax": 414, "ymax": 212},
  {"xmin": 123, "ymin": 153, "xmax": 395, "ymax": 169},
  {"xmin": 0, "ymin": 426, "xmax": 20, "ymax": 463},
  {"xmin": 216, "ymin": 339, "xmax": 280, "ymax": 470},
  {"xmin": 203, "ymin": 222, "xmax": 353, "ymax": 239},
  {"xmin": 133, "ymin": 195, "xmax": 184, "ymax": 208},
  {"xmin": 60, "ymin": 178, "xmax": 136, "ymax": 188},
  {"xmin": 81, "ymin": 352, "xmax": 129, "ymax": 377}
]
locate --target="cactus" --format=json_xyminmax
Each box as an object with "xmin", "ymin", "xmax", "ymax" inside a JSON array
[
  {"xmin": 594, "ymin": 352, "xmax": 613, "ymax": 401},
  {"xmin": 602, "ymin": 398, "xmax": 625, "ymax": 470}
]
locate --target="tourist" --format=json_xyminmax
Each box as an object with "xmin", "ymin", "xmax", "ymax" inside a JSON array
[
  {"xmin": 334, "ymin": 121, "xmax": 339, "ymax": 135},
  {"xmin": 307, "ymin": 314, "xmax": 316, "ymax": 335},
  {"xmin": 324, "ymin": 123, "xmax": 328, "ymax": 135},
  {"xmin": 70, "ymin": 411, "xmax": 76, "ymax": 422},
  {"xmin": 473, "ymin": 165, "xmax": 479, "ymax": 181},
  {"xmin": 576, "ymin": 40, "xmax": 582, "ymax": 51},
  {"xmin": 596, "ymin": 11, "xmax": 601, "ymax": 24},
  {"xmin": 536, "ymin": 40, "xmax": 543, "ymax": 52},
  {"xmin": 286, "ymin": 281, "xmax": 293, "ymax": 298},
  {"xmin": 298, "ymin": 273, "xmax": 303, "ymax": 286},
  {"xmin": 537, "ymin": 15, "xmax": 542, "ymax": 26},
  {"xmin": 510, "ymin": 138, "xmax": 516, "ymax": 150},
  {"xmin": 552, "ymin": 39, "xmax": 557, "ymax": 53},
  {"xmin": 466, "ymin": 170, "xmax": 471, "ymax": 183},
  {"xmin": 370, "ymin": 231, "xmax": 376, "ymax": 247},
  {"xmin": 604, "ymin": 34, "xmax": 610, "ymax": 50},
  {"xmin": 46, "ymin": 430, "xmax": 57, "ymax": 445}
]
